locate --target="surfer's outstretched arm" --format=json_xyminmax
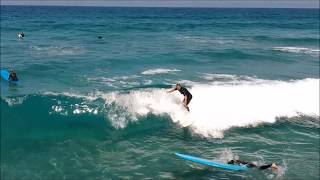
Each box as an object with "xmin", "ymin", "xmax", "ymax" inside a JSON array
[
  {"xmin": 167, "ymin": 88, "xmax": 176, "ymax": 93},
  {"xmin": 258, "ymin": 163, "xmax": 278, "ymax": 170}
]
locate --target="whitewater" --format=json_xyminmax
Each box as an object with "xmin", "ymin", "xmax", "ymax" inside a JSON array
[{"xmin": 54, "ymin": 77, "xmax": 319, "ymax": 138}]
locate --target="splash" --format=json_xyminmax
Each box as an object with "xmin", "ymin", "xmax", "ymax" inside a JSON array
[{"xmin": 216, "ymin": 149, "xmax": 238, "ymax": 163}]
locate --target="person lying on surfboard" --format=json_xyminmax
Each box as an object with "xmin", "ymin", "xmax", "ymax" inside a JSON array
[
  {"xmin": 9, "ymin": 70, "xmax": 19, "ymax": 81},
  {"xmin": 168, "ymin": 83, "xmax": 192, "ymax": 112},
  {"xmin": 228, "ymin": 159, "xmax": 279, "ymax": 171}
]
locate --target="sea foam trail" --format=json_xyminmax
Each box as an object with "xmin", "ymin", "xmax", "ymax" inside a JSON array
[
  {"xmin": 30, "ymin": 45, "xmax": 85, "ymax": 56},
  {"xmin": 103, "ymin": 78, "xmax": 319, "ymax": 138},
  {"xmin": 273, "ymin": 47, "xmax": 320, "ymax": 57},
  {"xmin": 141, "ymin": 68, "xmax": 181, "ymax": 75}
]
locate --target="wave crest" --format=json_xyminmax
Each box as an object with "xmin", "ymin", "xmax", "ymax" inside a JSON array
[{"xmin": 102, "ymin": 78, "xmax": 319, "ymax": 138}]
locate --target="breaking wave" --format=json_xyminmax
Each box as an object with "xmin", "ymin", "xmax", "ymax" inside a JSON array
[
  {"xmin": 102, "ymin": 77, "xmax": 319, "ymax": 138},
  {"xmin": 3, "ymin": 76, "xmax": 319, "ymax": 138}
]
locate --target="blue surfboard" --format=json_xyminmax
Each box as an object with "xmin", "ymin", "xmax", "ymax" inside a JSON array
[
  {"xmin": 175, "ymin": 153, "xmax": 249, "ymax": 171},
  {"xmin": 1, "ymin": 70, "xmax": 19, "ymax": 83}
]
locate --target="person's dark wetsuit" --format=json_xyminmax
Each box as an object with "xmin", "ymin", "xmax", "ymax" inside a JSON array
[
  {"xmin": 228, "ymin": 160, "xmax": 273, "ymax": 170},
  {"xmin": 175, "ymin": 86, "xmax": 192, "ymax": 105},
  {"xmin": 9, "ymin": 72, "xmax": 19, "ymax": 81}
]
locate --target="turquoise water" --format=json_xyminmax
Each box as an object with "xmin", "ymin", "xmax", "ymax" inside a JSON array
[{"xmin": 1, "ymin": 6, "xmax": 319, "ymax": 179}]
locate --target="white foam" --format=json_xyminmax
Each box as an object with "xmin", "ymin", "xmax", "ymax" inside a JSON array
[
  {"xmin": 4, "ymin": 96, "xmax": 27, "ymax": 106},
  {"xmin": 176, "ymin": 36, "xmax": 235, "ymax": 45},
  {"xmin": 142, "ymin": 68, "xmax": 181, "ymax": 75},
  {"xmin": 31, "ymin": 45, "xmax": 85, "ymax": 56},
  {"xmin": 72, "ymin": 104, "xmax": 98, "ymax": 115},
  {"xmin": 200, "ymin": 73, "xmax": 257, "ymax": 82},
  {"xmin": 44, "ymin": 91, "xmax": 101, "ymax": 116},
  {"xmin": 273, "ymin": 47, "xmax": 320, "ymax": 57},
  {"xmin": 86, "ymin": 75, "xmax": 142, "ymax": 88},
  {"xmin": 275, "ymin": 160, "xmax": 287, "ymax": 179},
  {"xmin": 50, "ymin": 105, "xmax": 68, "ymax": 116},
  {"xmin": 103, "ymin": 78, "xmax": 319, "ymax": 138},
  {"xmin": 143, "ymin": 79, "xmax": 153, "ymax": 85},
  {"xmin": 44, "ymin": 91, "xmax": 96, "ymax": 101},
  {"xmin": 216, "ymin": 149, "xmax": 238, "ymax": 163}
]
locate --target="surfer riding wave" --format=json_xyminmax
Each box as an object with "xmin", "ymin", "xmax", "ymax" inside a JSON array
[{"xmin": 168, "ymin": 83, "xmax": 192, "ymax": 112}]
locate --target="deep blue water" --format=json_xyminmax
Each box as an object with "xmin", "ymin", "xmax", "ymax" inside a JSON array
[{"xmin": 1, "ymin": 6, "xmax": 319, "ymax": 179}]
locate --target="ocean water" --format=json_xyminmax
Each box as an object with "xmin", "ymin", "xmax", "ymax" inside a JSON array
[{"xmin": 1, "ymin": 6, "xmax": 319, "ymax": 179}]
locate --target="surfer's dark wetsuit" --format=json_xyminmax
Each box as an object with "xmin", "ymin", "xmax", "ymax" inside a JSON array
[
  {"xmin": 175, "ymin": 86, "xmax": 192, "ymax": 105},
  {"xmin": 228, "ymin": 160, "xmax": 273, "ymax": 170},
  {"xmin": 9, "ymin": 72, "xmax": 19, "ymax": 81}
]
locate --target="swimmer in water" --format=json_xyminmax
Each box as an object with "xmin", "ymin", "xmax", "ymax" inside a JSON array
[
  {"xmin": 228, "ymin": 159, "xmax": 279, "ymax": 171},
  {"xmin": 8, "ymin": 70, "xmax": 19, "ymax": 81},
  {"xmin": 18, "ymin": 32, "xmax": 25, "ymax": 39}
]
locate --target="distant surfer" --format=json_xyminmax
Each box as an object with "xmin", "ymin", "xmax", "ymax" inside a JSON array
[
  {"xmin": 8, "ymin": 70, "xmax": 19, "ymax": 81},
  {"xmin": 18, "ymin": 32, "xmax": 25, "ymax": 39},
  {"xmin": 98, "ymin": 35, "xmax": 103, "ymax": 39},
  {"xmin": 168, "ymin": 83, "xmax": 192, "ymax": 112},
  {"xmin": 228, "ymin": 159, "xmax": 279, "ymax": 171}
]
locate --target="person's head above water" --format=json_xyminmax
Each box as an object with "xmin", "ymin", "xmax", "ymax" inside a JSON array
[
  {"xmin": 9, "ymin": 70, "xmax": 18, "ymax": 81},
  {"xmin": 18, "ymin": 32, "xmax": 25, "ymax": 38},
  {"xmin": 175, "ymin": 83, "xmax": 182, "ymax": 90}
]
